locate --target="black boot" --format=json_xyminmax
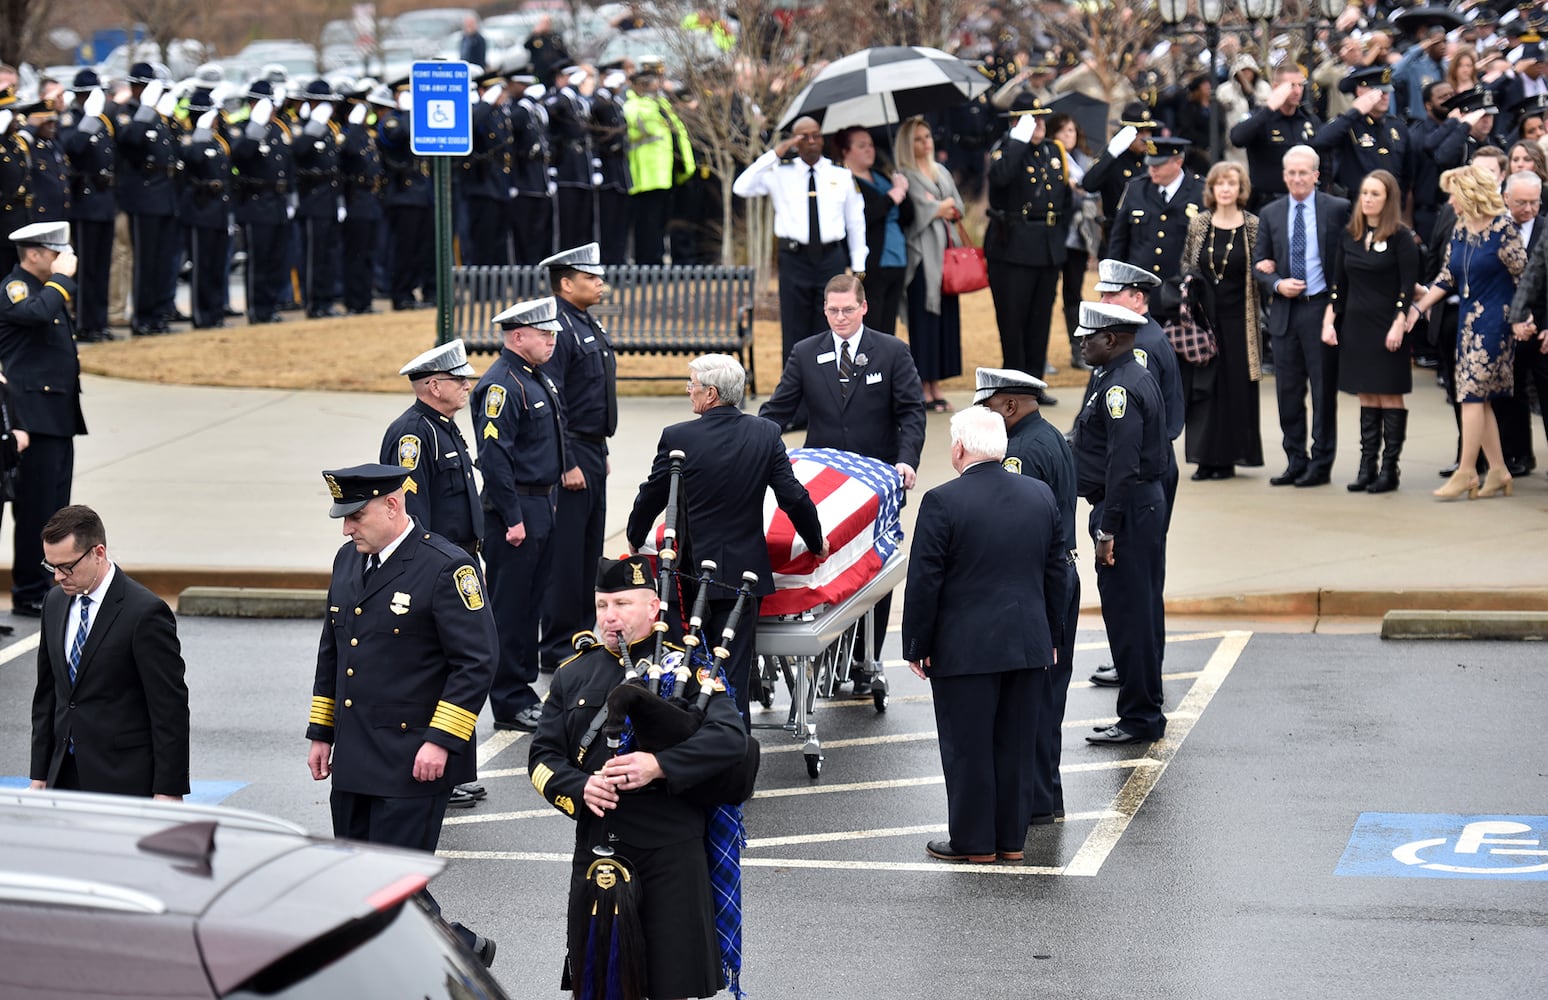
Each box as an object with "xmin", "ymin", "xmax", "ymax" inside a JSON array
[
  {"xmin": 1347, "ymin": 406, "xmax": 1380, "ymax": 491},
  {"xmin": 1367, "ymin": 409, "xmax": 1407, "ymax": 493}
]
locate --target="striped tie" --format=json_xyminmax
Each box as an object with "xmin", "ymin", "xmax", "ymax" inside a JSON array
[{"xmin": 68, "ymin": 596, "xmax": 91, "ymax": 685}]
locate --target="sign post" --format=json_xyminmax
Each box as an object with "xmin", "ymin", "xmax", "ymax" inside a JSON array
[{"xmin": 409, "ymin": 60, "xmax": 472, "ymax": 345}]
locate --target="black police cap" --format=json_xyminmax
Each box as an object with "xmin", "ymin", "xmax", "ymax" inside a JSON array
[
  {"xmin": 322, "ymin": 464, "xmax": 411, "ymax": 517},
  {"xmin": 596, "ymin": 555, "xmax": 656, "ymax": 593}
]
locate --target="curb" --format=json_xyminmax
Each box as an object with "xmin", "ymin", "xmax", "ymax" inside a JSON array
[
  {"xmin": 1381, "ymin": 610, "xmax": 1548, "ymax": 641},
  {"xmin": 178, "ymin": 587, "xmax": 327, "ymax": 619}
]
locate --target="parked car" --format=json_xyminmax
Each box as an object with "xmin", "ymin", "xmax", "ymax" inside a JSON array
[
  {"xmin": 0, "ymin": 790, "xmax": 513, "ymax": 999},
  {"xmin": 387, "ymin": 8, "xmax": 478, "ymax": 57}
]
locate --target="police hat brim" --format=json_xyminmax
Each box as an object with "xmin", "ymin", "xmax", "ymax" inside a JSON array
[
  {"xmin": 1142, "ymin": 152, "xmax": 1183, "ymax": 165},
  {"xmin": 328, "ymin": 498, "xmax": 371, "ymax": 518},
  {"xmin": 1091, "ymin": 280, "xmax": 1129, "ymax": 293},
  {"xmin": 406, "ymin": 359, "xmax": 477, "ymax": 378},
  {"xmin": 548, "ymin": 261, "xmax": 606, "ymax": 276}
]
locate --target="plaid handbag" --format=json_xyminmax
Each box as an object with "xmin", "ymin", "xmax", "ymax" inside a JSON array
[{"xmin": 1165, "ymin": 274, "xmax": 1219, "ymax": 365}]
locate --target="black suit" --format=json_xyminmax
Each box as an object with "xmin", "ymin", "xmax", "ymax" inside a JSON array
[
  {"xmin": 628, "ymin": 404, "xmax": 825, "ymax": 719},
  {"xmin": 1506, "ymin": 214, "xmax": 1548, "ymax": 469},
  {"xmin": 1254, "ymin": 191, "xmax": 1350, "ymax": 476},
  {"xmin": 901, "ymin": 462, "xmax": 1067, "ymax": 857},
  {"xmin": 31, "ymin": 566, "xmax": 189, "ymax": 796}
]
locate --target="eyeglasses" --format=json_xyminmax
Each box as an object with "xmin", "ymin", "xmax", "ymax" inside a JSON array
[
  {"xmin": 824, "ymin": 305, "xmax": 862, "ymax": 317},
  {"xmin": 42, "ymin": 549, "xmax": 93, "ymax": 576},
  {"xmin": 685, "ymin": 380, "xmax": 714, "ymax": 394},
  {"xmin": 429, "ymin": 374, "xmax": 471, "ymax": 385}
]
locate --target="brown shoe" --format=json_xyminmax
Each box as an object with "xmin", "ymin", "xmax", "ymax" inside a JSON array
[{"xmin": 925, "ymin": 839, "xmax": 995, "ymax": 864}]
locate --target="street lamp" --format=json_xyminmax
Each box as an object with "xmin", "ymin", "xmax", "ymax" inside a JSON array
[{"xmin": 1158, "ymin": 0, "xmax": 1227, "ymax": 160}]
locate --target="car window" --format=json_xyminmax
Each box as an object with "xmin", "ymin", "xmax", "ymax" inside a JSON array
[{"xmin": 224, "ymin": 898, "xmax": 509, "ymax": 1000}]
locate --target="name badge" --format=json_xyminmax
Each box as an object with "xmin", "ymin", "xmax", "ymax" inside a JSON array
[
  {"xmin": 865, "ymin": 372, "xmax": 883, "ymax": 385},
  {"xmin": 583, "ymin": 336, "xmax": 595, "ymax": 343},
  {"xmin": 816, "ymin": 351, "xmax": 837, "ymax": 364},
  {"xmin": 535, "ymin": 400, "xmax": 546, "ymax": 408}
]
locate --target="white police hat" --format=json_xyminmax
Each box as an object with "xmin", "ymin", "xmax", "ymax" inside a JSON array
[
  {"xmin": 492, "ymin": 296, "xmax": 563, "ymax": 331},
  {"xmin": 973, "ymin": 366, "xmax": 1047, "ymax": 405},
  {"xmin": 539, "ymin": 242, "xmax": 605, "ymax": 276},
  {"xmin": 1093, "ymin": 258, "xmax": 1164, "ymax": 293},
  {"xmin": 400, "ymin": 338, "xmax": 476, "ymax": 378},
  {"xmin": 1072, "ymin": 301, "xmax": 1146, "ymax": 338},
  {"xmin": 9, "ymin": 222, "xmax": 70, "ymax": 252}
]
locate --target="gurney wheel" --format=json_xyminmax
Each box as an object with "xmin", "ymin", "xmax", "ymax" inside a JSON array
[
  {"xmin": 873, "ymin": 688, "xmax": 888, "ymax": 713},
  {"xmin": 804, "ymin": 752, "xmax": 822, "ymax": 778}
]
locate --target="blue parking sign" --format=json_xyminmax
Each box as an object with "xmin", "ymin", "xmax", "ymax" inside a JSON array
[
  {"xmin": 1336, "ymin": 812, "xmax": 1548, "ymax": 880},
  {"xmin": 410, "ymin": 61, "xmax": 472, "ymax": 156}
]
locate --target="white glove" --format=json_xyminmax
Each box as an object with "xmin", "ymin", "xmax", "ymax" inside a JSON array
[
  {"xmin": 193, "ymin": 108, "xmax": 217, "ymax": 142},
  {"xmin": 0, "ymin": 111, "xmax": 11, "ymax": 135},
  {"xmin": 298, "ymin": 102, "xmax": 311, "ymax": 120},
  {"xmin": 273, "ymin": 84, "xmax": 287, "ymax": 106},
  {"xmin": 337, "ymin": 204, "xmax": 347, "ymax": 222},
  {"xmin": 397, "ymin": 91, "xmax": 412, "ymax": 112},
  {"xmin": 527, "ymin": 84, "xmax": 546, "ymax": 101},
  {"xmin": 1106, "ymin": 125, "xmax": 1138, "ymax": 158},
  {"xmin": 197, "ymin": 109, "xmax": 217, "ymax": 130},
  {"xmin": 348, "ymin": 103, "xmax": 367, "ymax": 125},
  {"xmin": 483, "ymin": 84, "xmax": 503, "ymax": 104},
  {"xmin": 83, "ymin": 88, "xmax": 105, "ymax": 119},
  {"xmin": 285, "ymin": 202, "xmax": 295, "ymax": 220},
  {"xmin": 1010, "ymin": 113, "xmax": 1036, "ymax": 144},
  {"xmin": 141, "ymin": 80, "xmax": 165, "ymax": 110},
  {"xmin": 251, "ymin": 98, "xmax": 273, "ymax": 126},
  {"xmin": 304, "ymin": 102, "xmax": 332, "ymax": 137},
  {"xmin": 155, "ymin": 92, "xmax": 177, "ymax": 117}
]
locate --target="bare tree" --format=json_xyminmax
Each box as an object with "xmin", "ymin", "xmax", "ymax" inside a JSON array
[
  {"xmin": 0, "ymin": 0, "xmax": 54, "ymax": 68},
  {"xmin": 121, "ymin": 0, "xmax": 199, "ymax": 67},
  {"xmin": 1042, "ymin": 0, "xmax": 1163, "ymax": 127}
]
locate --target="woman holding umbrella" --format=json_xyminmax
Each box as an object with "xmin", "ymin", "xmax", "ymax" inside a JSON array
[
  {"xmin": 835, "ymin": 126, "xmax": 913, "ymax": 336},
  {"xmin": 896, "ymin": 114, "xmax": 966, "ymax": 410}
]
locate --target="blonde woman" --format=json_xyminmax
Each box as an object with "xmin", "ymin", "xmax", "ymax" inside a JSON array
[
  {"xmin": 895, "ymin": 115, "xmax": 965, "ymax": 410},
  {"xmin": 1409, "ymin": 163, "xmax": 1530, "ymax": 499}
]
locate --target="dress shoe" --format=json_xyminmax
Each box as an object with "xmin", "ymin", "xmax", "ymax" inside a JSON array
[
  {"xmin": 392, "ymin": 300, "xmax": 418, "ymax": 312},
  {"xmin": 1035, "ymin": 390, "xmax": 1058, "ymax": 407},
  {"xmin": 1414, "ymin": 355, "xmax": 1438, "ymax": 369},
  {"xmin": 347, "ymin": 306, "xmax": 377, "ymax": 315},
  {"xmin": 1293, "ymin": 470, "xmax": 1331, "ymax": 487},
  {"xmin": 223, "ymin": 306, "xmax": 243, "ymax": 318},
  {"xmin": 76, "ymin": 329, "xmax": 112, "ymax": 343},
  {"xmin": 165, "ymin": 310, "xmax": 191, "ymax": 323},
  {"xmin": 456, "ymin": 781, "xmax": 487, "ymax": 800},
  {"xmin": 1088, "ymin": 665, "xmax": 1119, "ymax": 687},
  {"xmin": 471, "ymin": 935, "xmax": 497, "ymax": 968},
  {"xmin": 850, "ymin": 670, "xmax": 874, "ymax": 697},
  {"xmin": 1506, "ymin": 459, "xmax": 1532, "ymax": 479},
  {"xmin": 1190, "ymin": 466, "xmax": 1215, "ymax": 481},
  {"xmin": 11, "ymin": 598, "xmax": 43, "ymax": 618},
  {"xmin": 1030, "ymin": 812, "xmax": 1060, "ymax": 826},
  {"xmin": 448, "ymin": 786, "xmax": 477, "ymax": 808},
  {"xmin": 1086, "ymin": 725, "xmax": 1143, "ymax": 745},
  {"xmin": 996, "ymin": 849, "xmax": 1025, "ymax": 861},
  {"xmin": 925, "ymin": 839, "xmax": 996, "ymax": 864},
  {"xmin": 1269, "ymin": 467, "xmax": 1306, "ymax": 486},
  {"xmin": 1437, "ymin": 461, "xmax": 1460, "ymax": 478},
  {"xmin": 493, "ymin": 705, "xmax": 544, "ymax": 731}
]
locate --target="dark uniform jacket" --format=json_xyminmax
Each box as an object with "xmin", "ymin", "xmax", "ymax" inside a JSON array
[
  {"xmin": 511, "ymin": 96, "xmax": 551, "ymax": 195},
  {"xmin": 340, "ymin": 117, "xmax": 384, "ymax": 222},
  {"xmin": 1082, "ymin": 146, "xmax": 1144, "ymax": 222},
  {"xmin": 0, "ymin": 131, "xmax": 33, "ymax": 229},
  {"xmin": 528, "ymin": 634, "xmax": 747, "ymax": 844},
  {"xmin": 1310, "ymin": 109, "xmax": 1417, "ymax": 198},
  {"xmin": 1072, "ymin": 350, "xmax": 1168, "ymax": 535},
  {"xmin": 590, "ymin": 87, "xmax": 631, "ymax": 194},
  {"xmin": 1228, "ymin": 105, "xmax": 1321, "ymax": 203},
  {"xmin": 901, "ymin": 461, "xmax": 1067, "ymax": 675},
  {"xmin": 307, "ymin": 526, "xmax": 498, "ymax": 797},
  {"xmin": 31, "ymin": 567, "xmax": 190, "ymax": 796},
  {"xmin": 230, "ymin": 115, "xmax": 294, "ymax": 224},
  {"xmin": 0, "ymin": 266, "xmax": 85, "ymax": 437},
  {"xmin": 1427, "ymin": 119, "xmax": 1506, "ymax": 173},
  {"xmin": 61, "ymin": 105, "xmax": 118, "ymax": 223},
  {"xmin": 1107, "ymin": 172, "xmax": 1207, "ymax": 318},
  {"xmin": 758, "ymin": 327, "xmax": 927, "ymax": 468},
  {"xmin": 464, "ymin": 99, "xmax": 513, "ymax": 202},
  {"xmin": 985, "ymin": 135, "xmax": 1073, "ymax": 267},
  {"xmin": 293, "ymin": 118, "xmax": 342, "ymax": 219},
  {"xmin": 627, "ymin": 404, "xmax": 824, "ymax": 598},
  {"xmin": 177, "ymin": 122, "xmax": 232, "ymax": 229},
  {"xmin": 114, "ymin": 99, "xmax": 178, "ymax": 217},
  {"xmin": 547, "ymin": 85, "xmax": 592, "ymax": 187},
  {"xmin": 473, "ymin": 347, "xmax": 565, "ymax": 528},
  {"xmin": 380, "ymin": 400, "xmax": 482, "ymax": 547},
  {"xmin": 379, "ymin": 111, "xmax": 433, "ymax": 208},
  {"xmin": 24, "ymin": 133, "xmax": 68, "ymax": 221},
  {"xmin": 549, "ymin": 296, "xmax": 618, "ymax": 455},
  {"xmin": 1004, "ymin": 411, "xmax": 1078, "ymax": 552}
]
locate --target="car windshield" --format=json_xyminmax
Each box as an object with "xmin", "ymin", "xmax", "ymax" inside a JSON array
[{"xmin": 224, "ymin": 897, "xmax": 510, "ymax": 1000}]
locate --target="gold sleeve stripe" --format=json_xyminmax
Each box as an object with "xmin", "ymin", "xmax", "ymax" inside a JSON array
[
  {"xmin": 429, "ymin": 701, "xmax": 478, "ymax": 741},
  {"xmin": 532, "ymin": 762, "xmax": 555, "ymax": 797},
  {"xmin": 45, "ymin": 281, "xmax": 72, "ymax": 303},
  {"xmin": 309, "ymin": 695, "xmax": 336, "ymax": 727}
]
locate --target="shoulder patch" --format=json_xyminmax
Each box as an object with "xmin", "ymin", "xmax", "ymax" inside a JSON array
[
  {"xmin": 1133, "ymin": 347, "xmax": 1148, "ymax": 368},
  {"xmin": 1105, "ymin": 385, "xmax": 1128, "ymax": 419},
  {"xmin": 5, "ymin": 281, "xmax": 26, "ymax": 304},
  {"xmin": 484, "ymin": 384, "xmax": 506, "ymax": 418},
  {"xmin": 397, "ymin": 433, "xmax": 421, "ymax": 470},
  {"xmin": 1002, "ymin": 456, "xmax": 1023, "ymax": 474},
  {"xmin": 454, "ymin": 564, "xmax": 485, "ymax": 611}
]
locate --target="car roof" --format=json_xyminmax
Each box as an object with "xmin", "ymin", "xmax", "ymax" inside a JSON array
[{"xmin": 0, "ymin": 791, "xmax": 444, "ymax": 994}]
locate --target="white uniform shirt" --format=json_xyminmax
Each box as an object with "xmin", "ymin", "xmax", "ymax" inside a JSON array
[{"xmin": 733, "ymin": 150, "xmax": 868, "ymax": 272}]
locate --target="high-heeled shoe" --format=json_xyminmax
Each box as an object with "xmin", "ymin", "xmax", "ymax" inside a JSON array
[
  {"xmin": 1478, "ymin": 467, "xmax": 1514, "ymax": 498},
  {"xmin": 1433, "ymin": 469, "xmax": 1479, "ymax": 500}
]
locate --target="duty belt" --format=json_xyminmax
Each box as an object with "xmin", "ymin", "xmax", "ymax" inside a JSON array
[
  {"xmin": 514, "ymin": 483, "xmax": 556, "ymax": 496},
  {"xmin": 1018, "ymin": 207, "xmax": 1061, "ymax": 225},
  {"xmin": 571, "ymin": 431, "xmax": 607, "ymax": 445}
]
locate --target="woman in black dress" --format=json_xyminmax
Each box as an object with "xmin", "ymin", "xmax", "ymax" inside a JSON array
[
  {"xmin": 1179, "ymin": 161, "xmax": 1264, "ymax": 479},
  {"xmin": 1321, "ymin": 169, "xmax": 1421, "ymax": 492}
]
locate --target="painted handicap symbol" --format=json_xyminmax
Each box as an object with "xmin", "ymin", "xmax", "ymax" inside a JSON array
[
  {"xmin": 1336, "ymin": 813, "xmax": 1548, "ymax": 880},
  {"xmin": 1392, "ymin": 820, "xmax": 1548, "ymax": 875}
]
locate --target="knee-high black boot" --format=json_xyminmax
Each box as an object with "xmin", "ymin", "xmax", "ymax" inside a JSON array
[
  {"xmin": 1348, "ymin": 406, "xmax": 1381, "ymax": 491},
  {"xmin": 1367, "ymin": 409, "xmax": 1407, "ymax": 493}
]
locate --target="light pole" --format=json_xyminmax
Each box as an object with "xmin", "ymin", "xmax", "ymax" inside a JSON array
[{"xmin": 1158, "ymin": 0, "xmax": 1226, "ymax": 162}]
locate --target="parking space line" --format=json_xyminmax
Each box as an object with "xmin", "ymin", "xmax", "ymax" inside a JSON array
[
  {"xmin": 1062, "ymin": 630, "xmax": 1252, "ymax": 878},
  {"xmin": 443, "ymin": 806, "xmax": 562, "ymax": 826},
  {"xmin": 749, "ymin": 823, "xmax": 947, "ymax": 848},
  {"xmin": 439, "ymin": 849, "xmax": 573, "ymax": 862},
  {"xmin": 761, "ymin": 729, "xmax": 938, "ymax": 753},
  {"xmin": 0, "ymin": 632, "xmax": 40, "ymax": 669},
  {"xmin": 476, "ymin": 729, "xmax": 525, "ymax": 767},
  {"xmin": 742, "ymin": 857, "xmax": 1065, "ymax": 875}
]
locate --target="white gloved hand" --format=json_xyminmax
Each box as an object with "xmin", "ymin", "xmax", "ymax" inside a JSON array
[
  {"xmin": 298, "ymin": 102, "xmax": 311, "ymax": 120},
  {"xmin": 311, "ymin": 103, "xmax": 332, "ymax": 126},
  {"xmin": 397, "ymin": 91, "xmax": 412, "ymax": 112},
  {"xmin": 83, "ymin": 88, "xmax": 106, "ymax": 119},
  {"xmin": 304, "ymin": 102, "xmax": 332, "ymax": 137},
  {"xmin": 197, "ymin": 109, "xmax": 217, "ymax": 130},
  {"xmin": 285, "ymin": 203, "xmax": 295, "ymax": 220},
  {"xmin": 527, "ymin": 84, "xmax": 546, "ymax": 101},
  {"xmin": 348, "ymin": 103, "xmax": 367, "ymax": 125},
  {"xmin": 337, "ymin": 204, "xmax": 347, "ymax": 222},
  {"xmin": 1010, "ymin": 113, "xmax": 1037, "ymax": 144},
  {"xmin": 155, "ymin": 92, "xmax": 177, "ymax": 117},
  {"xmin": 1106, "ymin": 124, "xmax": 1138, "ymax": 158},
  {"xmin": 251, "ymin": 99, "xmax": 273, "ymax": 126},
  {"xmin": 0, "ymin": 111, "xmax": 11, "ymax": 135},
  {"xmin": 483, "ymin": 84, "xmax": 503, "ymax": 104},
  {"xmin": 273, "ymin": 84, "xmax": 287, "ymax": 106},
  {"xmin": 141, "ymin": 80, "xmax": 165, "ymax": 110}
]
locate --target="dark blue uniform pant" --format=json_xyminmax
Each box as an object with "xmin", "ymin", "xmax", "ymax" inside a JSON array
[
  {"xmin": 72, "ymin": 218, "xmax": 114, "ymax": 333},
  {"xmin": 129, "ymin": 212, "xmax": 176, "ymax": 326},
  {"xmin": 389, "ymin": 205, "xmax": 434, "ymax": 307},
  {"xmin": 597, "ymin": 188, "xmax": 629, "ymax": 264},
  {"xmin": 777, "ymin": 244, "xmax": 847, "ymax": 361},
  {"xmin": 1031, "ymin": 559, "xmax": 1079, "ymax": 817},
  {"xmin": 931, "ymin": 667, "xmax": 1042, "ymax": 855},
  {"xmin": 465, "ymin": 196, "xmax": 511, "ymax": 266},
  {"xmin": 540, "ymin": 439, "xmax": 607, "ymax": 672},
  {"xmin": 11, "ymin": 433, "xmax": 73, "ymax": 604},
  {"xmin": 483, "ymin": 497, "xmax": 554, "ymax": 718},
  {"xmin": 342, "ymin": 214, "xmax": 379, "ymax": 312},
  {"xmin": 557, "ymin": 186, "xmax": 594, "ymax": 250},
  {"xmin": 987, "ymin": 258, "xmax": 1061, "ymax": 378},
  {"xmin": 1092, "ymin": 482, "xmax": 1167, "ymax": 741},
  {"xmin": 187, "ymin": 224, "xmax": 230, "ymax": 328},
  {"xmin": 301, "ymin": 216, "xmax": 341, "ymax": 313},
  {"xmin": 1271, "ymin": 294, "xmax": 1338, "ymax": 475},
  {"xmin": 630, "ymin": 188, "xmax": 670, "ymax": 265},
  {"xmin": 511, "ymin": 194, "xmax": 554, "ymax": 265},
  {"xmin": 244, "ymin": 221, "xmax": 287, "ymax": 321}
]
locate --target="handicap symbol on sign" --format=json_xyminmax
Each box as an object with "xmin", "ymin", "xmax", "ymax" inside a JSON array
[
  {"xmin": 1336, "ymin": 813, "xmax": 1548, "ymax": 880},
  {"xmin": 428, "ymin": 100, "xmax": 454, "ymax": 127},
  {"xmin": 1393, "ymin": 820, "xmax": 1548, "ymax": 874}
]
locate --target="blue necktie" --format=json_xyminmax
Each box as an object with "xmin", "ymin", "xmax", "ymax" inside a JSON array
[
  {"xmin": 68, "ymin": 595, "xmax": 91, "ymax": 685},
  {"xmin": 1290, "ymin": 201, "xmax": 1307, "ymax": 282}
]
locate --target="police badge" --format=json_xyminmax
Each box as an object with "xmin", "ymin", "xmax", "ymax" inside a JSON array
[{"xmin": 390, "ymin": 591, "xmax": 412, "ymax": 615}]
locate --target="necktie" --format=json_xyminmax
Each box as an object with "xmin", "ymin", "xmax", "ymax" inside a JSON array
[
  {"xmin": 839, "ymin": 340, "xmax": 855, "ymax": 399},
  {"xmin": 363, "ymin": 553, "xmax": 379, "ymax": 583},
  {"xmin": 68, "ymin": 595, "xmax": 91, "ymax": 685},
  {"xmin": 1290, "ymin": 201, "xmax": 1307, "ymax": 282},
  {"xmin": 807, "ymin": 166, "xmax": 822, "ymax": 254}
]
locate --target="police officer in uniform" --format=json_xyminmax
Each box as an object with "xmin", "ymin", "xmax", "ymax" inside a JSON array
[
  {"xmin": 974, "ymin": 366, "xmax": 1077, "ymax": 824},
  {"xmin": 509, "ymin": 76, "xmax": 554, "ymax": 264},
  {"xmin": 21, "ymin": 103, "xmax": 68, "ymax": 233},
  {"xmin": 379, "ymin": 84, "xmax": 435, "ymax": 310},
  {"xmin": 0, "ymin": 223, "xmax": 85, "ymax": 616},
  {"xmin": 548, "ymin": 67, "xmax": 596, "ymax": 249},
  {"xmin": 339, "ymin": 84, "xmax": 391, "ymax": 314},
  {"xmin": 176, "ymin": 91, "xmax": 232, "ymax": 330},
  {"xmin": 1311, "ymin": 65, "xmax": 1418, "ymax": 201},
  {"xmin": 590, "ymin": 69, "xmax": 632, "ymax": 263},
  {"xmin": 1107, "ymin": 136, "xmax": 1206, "ymax": 325},
  {"xmin": 1069, "ymin": 302, "xmax": 1169, "ymax": 747},
  {"xmin": 538, "ymin": 244, "xmax": 617, "ymax": 674},
  {"xmin": 1081, "ymin": 103, "xmax": 1156, "ymax": 245},
  {"xmin": 116, "ymin": 67, "xmax": 179, "ymax": 335},
  {"xmin": 231, "ymin": 80, "xmax": 294, "ymax": 324},
  {"xmin": 986, "ymin": 96, "xmax": 1071, "ymax": 394},
  {"xmin": 293, "ymin": 80, "xmax": 344, "ymax": 317},
  {"xmin": 464, "ymin": 69, "xmax": 515, "ymax": 266},
  {"xmin": 61, "ymin": 74, "xmax": 117, "ymax": 341},
  {"xmin": 306, "ymin": 463, "xmax": 498, "ymax": 965},
  {"xmin": 474, "ymin": 296, "xmax": 566, "ymax": 731},
  {"xmin": 0, "ymin": 89, "xmax": 33, "ymax": 278},
  {"xmin": 1430, "ymin": 88, "xmax": 1506, "ymax": 174},
  {"xmin": 527, "ymin": 555, "xmax": 746, "ymax": 1000},
  {"xmin": 1229, "ymin": 65, "xmax": 1321, "ymax": 211}
]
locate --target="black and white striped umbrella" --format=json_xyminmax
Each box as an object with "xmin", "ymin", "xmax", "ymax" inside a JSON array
[{"xmin": 776, "ymin": 46, "xmax": 991, "ymax": 132}]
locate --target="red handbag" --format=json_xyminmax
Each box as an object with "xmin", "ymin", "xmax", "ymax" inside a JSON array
[{"xmin": 940, "ymin": 221, "xmax": 989, "ymax": 296}]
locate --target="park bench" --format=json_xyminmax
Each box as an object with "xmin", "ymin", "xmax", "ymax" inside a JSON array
[{"xmin": 452, "ymin": 264, "xmax": 758, "ymax": 392}]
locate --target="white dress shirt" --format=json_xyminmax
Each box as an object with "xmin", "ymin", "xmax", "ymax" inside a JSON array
[
  {"xmin": 733, "ymin": 150, "xmax": 868, "ymax": 271},
  {"xmin": 375, "ymin": 517, "xmax": 416, "ymax": 568},
  {"xmin": 65, "ymin": 561, "xmax": 116, "ymax": 660}
]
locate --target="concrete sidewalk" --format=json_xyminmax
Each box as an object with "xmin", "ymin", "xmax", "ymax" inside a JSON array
[{"xmin": 10, "ymin": 372, "xmax": 1546, "ymax": 614}]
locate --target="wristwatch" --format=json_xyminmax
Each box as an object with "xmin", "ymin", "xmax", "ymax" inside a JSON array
[{"xmin": 1095, "ymin": 530, "xmax": 1115, "ymax": 542}]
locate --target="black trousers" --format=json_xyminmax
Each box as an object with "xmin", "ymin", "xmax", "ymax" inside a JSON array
[
  {"xmin": 931, "ymin": 667, "xmax": 1041, "ymax": 856},
  {"xmin": 540, "ymin": 439, "xmax": 607, "ymax": 672},
  {"xmin": 483, "ymin": 497, "xmax": 555, "ymax": 718},
  {"xmin": 187, "ymin": 224, "xmax": 230, "ymax": 328},
  {"xmin": 129, "ymin": 212, "xmax": 176, "ymax": 326},
  {"xmin": 863, "ymin": 266, "xmax": 906, "ymax": 337},
  {"xmin": 597, "ymin": 188, "xmax": 629, "ymax": 264},
  {"xmin": 1031, "ymin": 559, "xmax": 1079, "ymax": 816},
  {"xmin": 557, "ymin": 187, "xmax": 594, "ymax": 250},
  {"xmin": 244, "ymin": 221, "xmax": 288, "ymax": 321},
  {"xmin": 630, "ymin": 188, "xmax": 670, "ymax": 265},
  {"xmin": 73, "ymin": 218, "xmax": 114, "ymax": 333},
  {"xmin": 301, "ymin": 216, "xmax": 342, "ymax": 312},
  {"xmin": 511, "ymin": 194, "xmax": 554, "ymax": 264},
  {"xmin": 1060, "ymin": 248, "xmax": 1089, "ymax": 350},
  {"xmin": 1270, "ymin": 294, "xmax": 1339, "ymax": 474},
  {"xmin": 1091, "ymin": 484, "xmax": 1167, "ymax": 741},
  {"xmin": 1497, "ymin": 340, "xmax": 1547, "ymax": 469},
  {"xmin": 777, "ymin": 244, "xmax": 848, "ymax": 361},
  {"xmin": 466, "ymin": 197, "xmax": 511, "ymax": 266},
  {"xmin": 987, "ymin": 258, "xmax": 1060, "ymax": 375},
  {"xmin": 702, "ymin": 593, "xmax": 761, "ymax": 723},
  {"xmin": 11, "ymin": 433, "xmax": 73, "ymax": 604},
  {"xmin": 389, "ymin": 205, "xmax": 434, "ymax": 307},
  {"xmin": 342, "ymin": 215, "xmax": 379, "ymax": 312}
]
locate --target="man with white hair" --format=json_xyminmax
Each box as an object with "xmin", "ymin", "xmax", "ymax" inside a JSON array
[{"xmin": 902, "ymin": 405, "xmax": 1067, "ymax": 864}]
